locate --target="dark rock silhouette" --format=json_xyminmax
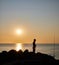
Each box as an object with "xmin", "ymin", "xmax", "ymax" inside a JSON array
[
  {"xmin": 33, "ymin": 39, "xmax": 36, "ymax": 53},
  {"xmin": 0, "ymin": 49, "xmax": 59, "ymax": 65}
]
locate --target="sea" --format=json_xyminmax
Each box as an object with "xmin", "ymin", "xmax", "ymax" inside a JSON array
[{"xmin": 0, "ymin": 43, "xmax": 59, "ymax": 59}]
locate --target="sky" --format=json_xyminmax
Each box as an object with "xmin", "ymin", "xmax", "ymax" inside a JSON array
[{"xmin": 0, "ymin": 0, "xmax": 59, "ymax": 43}]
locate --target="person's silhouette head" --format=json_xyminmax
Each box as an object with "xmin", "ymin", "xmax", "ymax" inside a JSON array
[{"xmin": 33, "ymin": 39, "xmax": 36, "ymax": 42}]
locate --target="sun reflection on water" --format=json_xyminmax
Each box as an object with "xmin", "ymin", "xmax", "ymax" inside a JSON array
[{"xmin": 16, "ymin": 43, "xmax": 22, "ymax": 51}]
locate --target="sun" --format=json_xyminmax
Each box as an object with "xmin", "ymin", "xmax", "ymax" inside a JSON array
[
  {"xmin": 16, "ymin": 29, "xmax": 22, "ymax": 35},
  {"xmin": 16, "ymin": 43, "xmax": 22, "ymax": 51}
]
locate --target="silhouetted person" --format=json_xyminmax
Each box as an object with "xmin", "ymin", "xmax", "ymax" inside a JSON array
[{"xmin": 33, "ymin": 39, "xmax": 36, "ymax": 53}]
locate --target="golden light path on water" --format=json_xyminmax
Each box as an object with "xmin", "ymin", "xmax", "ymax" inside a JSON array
[{"xmin": 16, "ymin": 43, "xmax": 22, "ymax": 51}]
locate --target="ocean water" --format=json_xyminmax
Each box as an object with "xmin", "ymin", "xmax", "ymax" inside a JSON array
[{"xmin": 0, "ymin": 43, "xmax": 59, "ymax": 59}]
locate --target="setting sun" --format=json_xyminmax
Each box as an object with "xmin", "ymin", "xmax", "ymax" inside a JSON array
[
  {"xmin": 16, "ymin": 43, "xmax": 22, "ymax": 51},
  {"xmin": 16, "ymin": 29, "xmax": 22, "ymax": 35}
]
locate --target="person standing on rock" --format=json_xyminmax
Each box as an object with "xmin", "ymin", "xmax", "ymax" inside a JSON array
[{"xmin": 33, "ymin": 39, "xmax": 36, "ymax": 53}]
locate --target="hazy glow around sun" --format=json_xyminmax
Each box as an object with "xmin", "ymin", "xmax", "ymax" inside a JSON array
[{"xmin": 16, "ymin": 29, "xmax": 22, "ymax": 35}]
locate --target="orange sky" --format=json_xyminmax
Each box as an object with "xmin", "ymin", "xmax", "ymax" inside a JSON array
[{"xmin": 0, "ymin": 0, "xmax": 59, "ymax": 44}]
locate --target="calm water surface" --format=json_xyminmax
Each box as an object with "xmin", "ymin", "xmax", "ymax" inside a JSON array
[{"xmin": 0, "ymin": 43, "xmax": 59, "ymax": 59}]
